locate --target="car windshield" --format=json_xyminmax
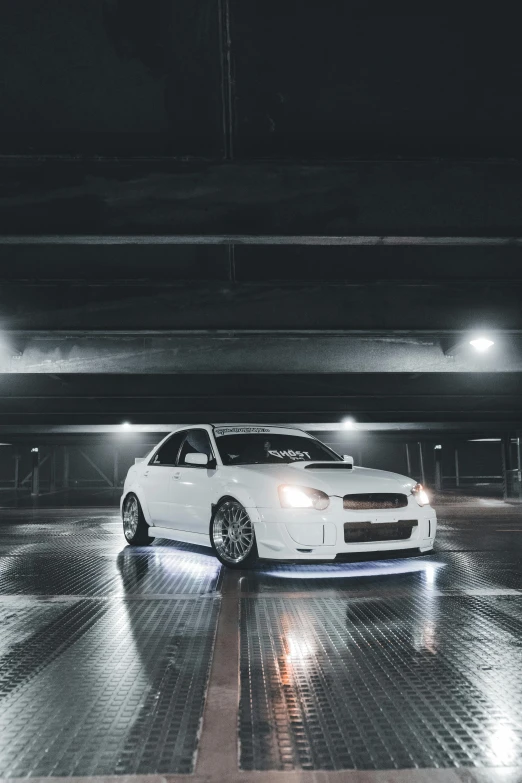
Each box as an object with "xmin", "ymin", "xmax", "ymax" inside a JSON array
[{"xmin": 215, "ymin": 433, "xmax": 342, "ymax": 466}]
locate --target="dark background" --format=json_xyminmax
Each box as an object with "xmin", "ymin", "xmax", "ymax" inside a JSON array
[
  {"xmin": 1, "ymin": 1, "xmax": 521, "ymax": 159},
  {"xmin": 0, "ymin": 0, "xmax": 521, "ymax": 501}
]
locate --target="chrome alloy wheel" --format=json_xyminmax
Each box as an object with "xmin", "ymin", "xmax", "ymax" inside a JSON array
[
  {"xmin": 213, "ymin": 501, "xmax": 254, "ymax": 564},
  {"xmin": 123, "ymin": 495, "xmax": 139, "ymax": 540}
]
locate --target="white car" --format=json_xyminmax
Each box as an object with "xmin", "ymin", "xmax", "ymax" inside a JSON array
[{"xmin": 120, "ymin": 424, "xmax": 436, "ymax": 568}]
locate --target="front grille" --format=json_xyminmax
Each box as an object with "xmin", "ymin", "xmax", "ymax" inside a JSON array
[
  {"xmin": 344, "ymin": 520, "xmax": 417, "ymax": 543},
  {"xmin": 343, "ymin": 493, "xmax": 408, "ymax": 510}
]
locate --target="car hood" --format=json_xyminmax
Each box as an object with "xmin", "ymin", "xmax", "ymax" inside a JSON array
[{"xmin": 233, "ymin": 463, "xmax": 416, "ymax": 496}]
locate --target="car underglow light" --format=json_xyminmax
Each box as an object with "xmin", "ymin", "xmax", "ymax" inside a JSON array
[{"xmin": 264, "ymin": 560, "xmax": 445, "ymax": 580}]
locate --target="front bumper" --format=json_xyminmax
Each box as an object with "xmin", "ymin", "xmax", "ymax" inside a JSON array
[{"xmin": 251, "ymin": 498, "xmax": 436, "ymax": 561}]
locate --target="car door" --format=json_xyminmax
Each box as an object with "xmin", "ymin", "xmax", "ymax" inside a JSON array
[
  {"xmin": 171, "ymin": 429, "xmax": 217, "ymax": 534},
  {"xmin": 142, "ymin": 430, "xmax": 186, "ymax": 526}
]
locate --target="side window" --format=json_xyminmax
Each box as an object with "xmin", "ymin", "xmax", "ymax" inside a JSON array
[
  {"xmin": 178, "ymin": 429, "xmax": 214, "ymax": 466},
  {"xmin": 150, "ymin": 431, "xmax": 186, "ymax": 466}
]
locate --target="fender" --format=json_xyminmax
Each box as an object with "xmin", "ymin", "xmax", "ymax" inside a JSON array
[
  {"xmin": 122, "ymin": 481, "xmax": 153, "ymax": 526},
  {"xmin": 215, "ymin": 481, "xmax": 260, "ymax": 510}
]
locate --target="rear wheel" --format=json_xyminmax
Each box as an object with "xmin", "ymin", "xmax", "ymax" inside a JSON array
[
  {"xmin": 123, "ymin": 493, "xmax": 153, "ymax": 546},
  {"xmin": 210, "ymin": 499, "xmax": 258, "ymax": 569}
]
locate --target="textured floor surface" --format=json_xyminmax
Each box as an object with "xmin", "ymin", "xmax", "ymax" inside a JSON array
[
  {"xmin": 239, "ymin": 501, "xmax": 522, "ymax": 771},
  {"xmin": 0, "ymin": 498, "xmax": 521, "ymax": 780},
  {"xmin": 0, "ymin": 511, "xmax": 221, "ymax": 777}
]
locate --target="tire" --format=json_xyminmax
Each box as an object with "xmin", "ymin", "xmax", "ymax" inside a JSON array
[
  {"xmin": 210, "ymin": 499, "xmax": 258, "ymax": 569},
  {"xmin": 122, "ymin": 493, "xmax": 153, "ymax": 546}
]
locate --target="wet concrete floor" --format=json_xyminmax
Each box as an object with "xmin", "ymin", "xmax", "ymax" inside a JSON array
[{"xmin": 0, "ymin": 497, "xmax": 521, "ymax": 782}]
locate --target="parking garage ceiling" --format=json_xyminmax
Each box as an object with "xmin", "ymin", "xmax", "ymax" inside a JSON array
[{"xmin": 0, "ymin": 1, "xmax": 521, "ymax": 438}]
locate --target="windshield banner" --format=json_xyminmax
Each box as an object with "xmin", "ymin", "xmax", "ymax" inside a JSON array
[{"xmin": 214, "ymin": 426, "xmax": 275, "ymax": 437}]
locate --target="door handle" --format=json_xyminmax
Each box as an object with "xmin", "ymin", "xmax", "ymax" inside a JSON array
[
  {"xmin": 143, "ymin": 470, "xmax": 149, "ymax": 477},
  {"xmin": 172, "ymin": 471, "xmax": 181, "ymax": 479}
]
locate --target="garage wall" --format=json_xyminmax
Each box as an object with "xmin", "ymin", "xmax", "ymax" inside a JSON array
[
  {"xmin": 0, "ymin": 441, "xmax": 155, "ymax": 490},
  {"xmin": 0, "ymin": 436, "xmax": 507, "ymax": 492}
]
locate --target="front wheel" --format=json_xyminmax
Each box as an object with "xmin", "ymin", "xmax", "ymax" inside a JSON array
[
  {"xmin": 122, "ymin": 493, "xmax": 153, "ymax": 546},
  {"xmin": 210, "ymin": 499, "xmax": 258, "ymax": 569}
]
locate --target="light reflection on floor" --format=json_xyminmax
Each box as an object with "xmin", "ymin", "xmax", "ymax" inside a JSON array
[{"xmin": 264, "ymin": 559, "xmax": 446, "ymax": 581}]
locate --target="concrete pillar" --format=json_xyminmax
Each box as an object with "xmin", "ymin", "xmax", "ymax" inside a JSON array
[
  {"xmin": 501, "ymin": 436, "xmax": 512, "ymax": 501},
  {"xmin": 63, "ymin": 446, "xmax": 70, "ymax": 488},
  {"xmin": 405, "ymin": 443, "xmax": 412, "ymax": 475},
  {"xmin": 50, "ymin": 448, "xmax": 57, "ymax": 493},
  {"xmin": 418, "ymin": 441, "xmax": 426, "ymax": 486},
  {"xmin": 31, "ymin": 448, "xmax": 40, "ymax": 497},
  {"xmin": 454, "ymin": 447, "xmax": 460, "ymax": 488},
  {"xmin": 434, "ymin": 446, "xmax": 443, "ymax": 491},
  {"xmin": 113, "ymin": 447, "xmax": 119, "ymax": 487},
  {"xmin": 14, "ymin": 453, "xmax": 20, "ymax": 489},
  {"xmin": 516, "ymin": 432, "xmax": 522, "ymax": 500}
]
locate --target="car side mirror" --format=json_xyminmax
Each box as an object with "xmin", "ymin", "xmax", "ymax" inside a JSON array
[
  {"xmin": 184, "ymin": 452, "xmax": 209, "ymax": 466},
  {"xmin": 343, "ymin": 455, "xmax": 354, "ymax": 465}
]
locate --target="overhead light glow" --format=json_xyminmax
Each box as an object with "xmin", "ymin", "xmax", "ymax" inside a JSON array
[
  {"xmin": 470, "ymin": 337, "xmax": 494, "ymax": 352},
  {"xmin": 342, "ymin": 417, "xmax": 356, "ymax": 429},
  {"xmin": 121, "ymin": 421, "xmax": 131, "ymax": 429}
]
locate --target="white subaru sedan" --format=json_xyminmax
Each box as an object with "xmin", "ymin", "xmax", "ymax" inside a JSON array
[{"xmin": 121, "ymin": 425, "xmax": 436, "ymax": 568}]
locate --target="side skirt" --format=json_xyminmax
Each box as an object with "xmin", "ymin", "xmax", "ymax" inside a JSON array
[{"xmin": 149, "ymin": 526, "xmax": 212, "ymax": 548}]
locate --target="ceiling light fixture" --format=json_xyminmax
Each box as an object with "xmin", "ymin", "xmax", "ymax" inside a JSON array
[{"xmin": 469, "ymin": 337, "xmax": 494, "ymax": 352}]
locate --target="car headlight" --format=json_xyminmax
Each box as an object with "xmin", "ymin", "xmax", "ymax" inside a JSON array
[
  {"xmin": 411, "ymin": 483, "xmax": 430, "ymax": 506},
  {"xmin": 278, "ymin": 484, "xmax": 330, "ymax": 510}
]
